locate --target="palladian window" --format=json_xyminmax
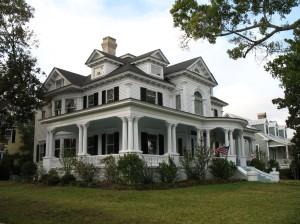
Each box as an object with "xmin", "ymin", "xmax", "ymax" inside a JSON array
[{"xmin": 194, "ymin": 91, "xmax": 203, "ymax": 115}]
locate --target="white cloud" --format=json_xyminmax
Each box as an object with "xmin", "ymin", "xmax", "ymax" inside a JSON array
[{"xmin": 27, "ymin": 0, "xmax": 289, "ymax": 125}]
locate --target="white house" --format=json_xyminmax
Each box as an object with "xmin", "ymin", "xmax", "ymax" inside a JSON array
[{"xmin": 34, "ymin": 36, "xmax": 278, "ymax": 181}]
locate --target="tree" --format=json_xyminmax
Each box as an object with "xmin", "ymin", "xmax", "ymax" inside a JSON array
[
  {"xmin": 170, "ymin": 0, "xmax": 300, "ymax": 59},
  {"xmin": 0, "ymin": 0, "xmax": 44, "ymax": 131}
]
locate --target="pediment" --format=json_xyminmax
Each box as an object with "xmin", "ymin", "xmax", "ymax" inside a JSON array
[
  {"xmin": 187, "ymin": 58, "xmax": 217, "ymax": 83},
  {"xmin": 85, "ymin": 50, "xmax": 105, "ymax": 67},
  {"xmin": 43, "ymin": 68, "xmax": 71, "ymax": 92},
  {"xmin": 151, "ymin": 50, "xmax": 169, "ymax": 65}
]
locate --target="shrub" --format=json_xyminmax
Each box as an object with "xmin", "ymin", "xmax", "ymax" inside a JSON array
[
  {"xmin": 194, "ymin": 145, "xmax": 214, "ymax": 180},
  {"xmin": 157, "ymin": 156, "xmax": 179, "ymax": 183},
  {"xmin": 141, "ymin": 161, "xmax": 157, "ymax": 184},
  {"xmin": 267, "ymin": 159, "xmax": 280, "ymax": 171},
  {"xmin": 117, "ymin": 153, "xmax": 144, "ymax": 184},
  {"xmin": 180, "ymin": 151, "xmax": 198, "ymax": 180},
  {"xmin": 209, "ymin": 158, "xmax": 237, "ymax": 180},
  {"xmin": 59, "ymin": 150, "xmax": 76, "ymax": 174},
  {"xmin": 40, "ymin": 169, "xmax": 60, "ymax": 186},
  {"xmin": 60, "ymin": 173, "xmax": 76, "ymax": 185},
  {"xmin": 279, "ymin": 169, "xmax": 293, "ymax": 180},
  {"xmin": 249, "ymin": 158, "xmax": 266, "ymax": 171},
  {"xmin": 73, "ymin": 158, "xmax": 99, "ymax": 183},
  {"xmin": 20, "ymin": 161, "xmax": 37, "ymax": 180},
  {"xmin": 102, "ymin": 155, "xmax": 119, "ymax": 183}
]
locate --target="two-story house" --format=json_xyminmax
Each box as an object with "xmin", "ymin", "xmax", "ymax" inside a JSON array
[{"xmin": 34, "ymin": 36, "xmax": 257, "ymax": 173}]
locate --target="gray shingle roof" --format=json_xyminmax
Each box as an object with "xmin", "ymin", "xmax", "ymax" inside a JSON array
[
  {"xmin": 128, "ymin": 49, "xmax": 160, "ymax": 63},
  {"xmin": 55, "ymin": 68, "xmax": 87, "ymax": 86},
  {"xmin": 164, "ymin": 57, "xmax": 200, "ymax": 75},
  {"xmin": 211, "ymin": 96, "xmax": 228, "ymax": 106}
]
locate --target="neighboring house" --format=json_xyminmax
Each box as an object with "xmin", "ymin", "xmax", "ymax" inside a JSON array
[
  {"xmin": 0, "ymin": 126, "xmax": 23, "ymax": 156},
  {"xmin": 226, "ymin": 112, "xmax": 292, "ymax": 169},
  {"xmin": 34, "ymin": 36, "xmax": 258, "ymax": 176}
]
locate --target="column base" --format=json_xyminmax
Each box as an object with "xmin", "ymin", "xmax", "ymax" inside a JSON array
[
  {"xmin": 239, "ymin": 155, "xmax": 247, "ymax": 167},
  {"xmin": 42, "ymin": 156, "xmax": 56, "ymax": 172}
]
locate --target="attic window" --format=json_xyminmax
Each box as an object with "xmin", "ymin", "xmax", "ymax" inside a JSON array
[
  {"xmin": 194, "ymin": 68, "xmax": 200, "ymax": 73},
  {"xmin": 151, "ymin": 64, "xmax": 161, "ymax": 76},
  {"xmin": 56, "ymin": 79, "xmax": 64, "ymax": 88}
]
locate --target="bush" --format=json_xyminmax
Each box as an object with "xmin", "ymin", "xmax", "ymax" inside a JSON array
[
  {"xmin": 267, "ymin": 159, "xmax": 280, "ymax": 172},
  {"xmin": 194, "ymin": 145, "xmax": 214, "ymax": 180},
  {"xmin": 60, "ymin": 173, "xmax": 76, "ymax": 185},
  {"xmin": 102, "ymin": 155, "xmax": 119, "ymax": 183},
  {"xmin": 180, "ymin": 151, "xmax": 198, "ymax": 180},
  {"xmin": 157, "ymin": 156, "xmax": 179, "ymax": 183},
  {"xmin": 73, "ymin": 158, "xmax": 99, "ymax": 183},
  {"xmin": 20, "ymin": 161, "xmax": 37, "ymax": 180},
  {"xmin": 0, "ymin": 153, "xmax": 11, "ymax": 180},
  {"xmin": 117, "ymin": 153, "xmax": 144, "ymax": 184},
  {"xmin": 141, "ymin": 161, "xmax": 157, "ymax": 184},
  {"xmin": 279, "ymin": 169, "xmax": 293, "ymax": 180},
  {"xmin": 40, "ymin": 169, "xmax": 60, "ymax": 186},
  {"xmin": 249, "ymin": 158, "xmax": 266, "ymax": 171},
  {"xmin": 209, "ymin": 158, "xmax": 237, "ymax": 180}
]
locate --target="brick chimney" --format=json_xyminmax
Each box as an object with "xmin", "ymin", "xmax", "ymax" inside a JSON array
[
  {"xmin": 257, "ymin": 112, "xmax": 267, "ymax": 119},
  {"xmin": 101, "ymin": 36, "xmax": 117, "ymax": 55}
]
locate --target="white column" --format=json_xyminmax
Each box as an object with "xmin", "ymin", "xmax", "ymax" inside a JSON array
[
  {"xmin": 286, "ymin": 146, "xmax": 289, "ymax": 160},
  {"xmin": 61, "ymin": 98, "xmax": 66, "ymax": 114},
  {"xmin": 45, "ymin": 131, "xmax": 50, "ymax": 157},
  {"xmin": 206, "ymin": 129, "xmax": 211, "ymax": 149},
  {"xmin": 229, "ymin": 130, "xmax": 234, "ymax": 155},
  {"xmin": 196, "ymin": 129, "xmax": 201, "ymax": 146},
  {"xmin": 133, "ymin": 117, "xmax": 141, "ymax": 151},
  {"xmin": 127, "ymin": 116, "xmax": 134, "ymax": 151},
  {"xmin": 224, "ymin": 129, "xmax": 229, "ymax": 147},
  {"xmin": 166, "ymin": 122, "xmax": 173, "ymax": 154},
  {"xmin": 240, "ymin": 132, "xmax": 245, "ymax": 156},
  {"xmin": 48, "ymin": 130, "xmax": 54, "ymax": 157},
  {"xmin": 77, "ymin": 124, "xmax": 83, "ymax": 155},
  {"xmin": 82, "ymin": 122, "xmax": 89, "ymax": 155},
  {"xmin": 121, "ymin": 117, "xmax": 128, "ymax": 151},
  {"xmin": 51, "ymin": 101, "xmax": 55, "ymax": 116},
  {"xmin": 172, "ymin": 124, "xmax": 178, "ymax": 154}
]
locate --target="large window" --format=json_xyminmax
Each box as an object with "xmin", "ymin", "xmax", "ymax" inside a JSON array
[
  {"xmin": 102, "ymin": 87, "xmax": 119, "ymax": 104},
  {"xmin": 54, "ymin": 100, "xmax": 61, "ymax": 116},
  {"xmin": 64, "ymin": 138, "xmax": 76, "ymax": 156},
  {"xmin": 65, "ymin": 99, "xmax": 76, "ymax": 113},
  {"xmin": 87, "ymin": 136, "xmax": 98, "ymax": 155},
  {"xmin": 147, "ymin": 134, "xmax": 157, "ymax": 155},
  {"xmin": 140, "ymin": 87, "xmax": 163, "ymax": 106},
  {"xmin": 55, "ymin": 139, "xmax": 60, "ymax": 158},
  {"xmin": 176, "ymin": 95, "xmax": 181, "ymax": 110},
  {"xmin": 88, "ymin": 94, "xmax": 95, "ymax": 108},
  {"xmin": 194, "ymin": 91, "xmax": 203, "ymax": 115},
  {"xmin": 141, "ymin": 132, "xmax": 164, "ymax": 155},
  {"xmin": 106, "ymin": 133, "xmax": 114, "ymax": 154}
]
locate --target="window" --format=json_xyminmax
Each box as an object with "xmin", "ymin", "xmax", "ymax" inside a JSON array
[
  {"xmin": 88, "ymin": 95, "xmax": 94, "ymax": 107},
  {"xmin": 213, "ymin": 109, "xmax": 218, "ymax": 117},
  {"xmin": 176, "ymin": 95, "xmax": 181, "ymax": 110},
  {"xmin": 107, "ymin": 134, "xmax": 114, "ymax": 154},
  {"xmin": 102, "ymin": 87, "xmax": 119, "ymax": 104},
  {"xmin": 101, "ymin": 132, "xmax": 119, "ymax": 155},
  {"xmin": 55, "ymin": 79, "xmax": 64, "ymax": 88},
  {"xmin": 140, "ymin": 87, "xmax": 163, "ymax": 106},
  {"xmin": 147, "ymin": 134, "xmax": 157, "ymax": 155},
  {"xmin": 65, "ymin": 99, "xmax": 76, "ymax": 113},
  {"xmin": 64, "ymin": 138, "xmax": 76, "ymax": 156},
  {"xmin": 41, "ymin": 110, "xmax": 45, "ymax": 119},
  {"xmin": 194, "ymin": 91, "xmax": 203, "ymax": 115},
  {"xmin": 55, "ymin": 139, "xmax": 60, "ymax": 158},
  {"xmin": 94, "ymin": 65, "xmax": 104, "ymax": 77},
  {"xmin": 54, "ymin": 100, "xmax": 61, "ymax": 116},
  {"xmin": 87, "ymin": 136, "xmax": 98, "ymax": 155},
  {"xmin": 151, "ymin": 64, "xmax": 161, "ymax": 76},
  {"xmin": 36, "ymin": 143, "xmax": 46, "ymax": 162}
]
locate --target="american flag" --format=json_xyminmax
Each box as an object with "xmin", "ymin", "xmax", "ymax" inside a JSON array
[{"xmin": 215, "ymin": 146, "xmax": 230, "ymax": 156}]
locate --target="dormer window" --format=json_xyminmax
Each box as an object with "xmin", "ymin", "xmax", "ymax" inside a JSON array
[
  {"xmin": 55, "ymin": 79, "xmax": 64, "ymax": 89},
  {"xmin": 151, "ymin": 64, "xmax": 162, "ymax": 76},
  {"xmin": 94, "ymin": 65, "xmax": 104, "ymax": 77}
]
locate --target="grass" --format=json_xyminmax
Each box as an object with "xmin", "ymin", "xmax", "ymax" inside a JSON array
[{"xmin": 0, "ymin": 180, "xmax": 300, "ymax": 224}]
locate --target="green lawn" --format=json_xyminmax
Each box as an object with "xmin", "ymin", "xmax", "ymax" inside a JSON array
[{"xmin": 0, "ymin": 181, "xmax": 299, "ymax": 224}]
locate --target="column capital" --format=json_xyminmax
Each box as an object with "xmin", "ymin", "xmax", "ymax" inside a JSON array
[{"xmin": 82, "ymin": 122, "xmax": 90, "ymax": 128}]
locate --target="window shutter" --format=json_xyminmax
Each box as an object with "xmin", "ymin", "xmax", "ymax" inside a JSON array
[
  {"xmin": 114, "ymin": 87, "xmax": 119, "ymax": 101},
  {"xmin": 141, "ymin": 132, "xmax": 148, "ymax": 154},
  {"xmin": 36, "ymin": 145, "xmax": 39, "ymax": 162},
  {"xmin": 94, "ymin": 92, "xmax": 99, "ymax": 106},
  {"xmin": 102, "ymin": 134, "xmax": 106, "ymax": 155},
  {"xmin": 93, "ymin": 135, "xmax": 98, "ymax": 155},
  {"xmin": 159, "ymin": 134, "xmax": 164, "ymax": 155},
  {"xmin": 83, "ymin": 96, "xmax": 87, "ymax": 109},
  {"xmin": 157, "ymin": 92, "xmax": 163, "ymax": 106},
  {"xmin": 102, "ymin": 90, "xmax": 106, "ymax": 104},
  {"xmin": 114, "ymin": 132, "xmax": 119, "ymax": 154},
  {"xmin": 140, "ymin": 87, "xmax": 147, "ymax": 102},
  {"xmin": 43, "ymin": 143, "xmax": 46, "ymax": 158}
]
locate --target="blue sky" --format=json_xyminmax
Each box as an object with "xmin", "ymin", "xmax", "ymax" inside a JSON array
[{"xmin": 27, "ymin": 0, "xmax": 297, "ymax": 131}]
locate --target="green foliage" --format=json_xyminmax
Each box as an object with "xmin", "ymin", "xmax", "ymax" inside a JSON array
[
  {"xmin": 267, "ymin": 159, "xmax": 280, "ymax": 171},
  {"xmin": 17, "ymin": 122, "xmax": 34, "ymax": 155},
  {"xmin": 157, "ymin": 156, "xmax": 179, "ymax": 183},
  {"xmin": 20, "ymin": 161, "xmax": 36, "ymax": 180},
  {"xmin": 193, "ymin": 145, "xmax": 214, "ymax": 180},
  {"xmin": 279, "ymin": 169, "xmax": 293, "ymax": 180},
  {"xmin": 73, "ymin": 158, "xmax": 99, "ymax": 183},
  {"xmin": 59, "ymin": 149, "xmax": 76, "ymax": 174},
  {"xmin": 0, "ymin": 153, "xmax": 11, "ymax": 180},
  {"xmin": 180, "ymin": 151, "xmax": 198, "ymax": 180},
  {"xmin": 170, "ymin": 0, "xmax": 300, "ymax": 59},
  {"xmin": 102, "ymin": 155, "xmax": 119, "ymax": 183},
  {"xmin": 249, "ymin": 158, "xmax": 266, "ymax": 171},
  {"xmin": 117, "ymin": 153, "xmax": 144, "ymax": 184},
  {"xmin": 40, "ymin": 169, "xmax": 60, "ymax": 186},
  {"xmin": 141, "ymin": 161, "xmax": 156, "ymax": 184},
  {"xmin": 0, "ymin": 0, "xmax": 45, "ymax": 128},
  {"xmin": 209, "ymin": 158, "xmax": 237, "ymax": 180},
  {"xmin": 60, "ymin": 173, "xmax": 76, "ymax": 185}
]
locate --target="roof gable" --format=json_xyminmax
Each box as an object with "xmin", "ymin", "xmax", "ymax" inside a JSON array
[
  {"xmin": 85, "ymin": 49, "xmax": 124, "ymax": 67},
  {"xmin": 129, "ymin": 49, "xmax": 169, "ymax": 66}
]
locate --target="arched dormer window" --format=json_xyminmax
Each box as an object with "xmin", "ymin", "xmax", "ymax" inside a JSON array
[{"xmin": 194, "ymin": 91, "xmax": 203, "ymax": 115}]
